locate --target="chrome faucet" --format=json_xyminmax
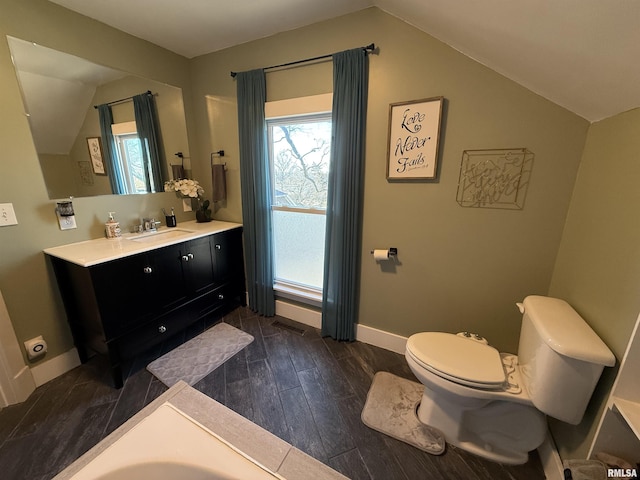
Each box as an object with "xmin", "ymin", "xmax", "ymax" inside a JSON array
[{"xmin": 143, "ymin": 218, "xmax": 161, "ymax": 232}]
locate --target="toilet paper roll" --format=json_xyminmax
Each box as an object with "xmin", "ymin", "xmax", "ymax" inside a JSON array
[{"xmin": 373, "ymin": 249, "xmax": 390, "ymax": 261}]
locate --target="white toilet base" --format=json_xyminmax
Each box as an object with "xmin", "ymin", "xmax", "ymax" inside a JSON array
[
  {"xmin": 454, "ymin": 439, "xmax": 528, "ymax": 465},
  {"xmin": 416, "ymin": 386, "xmax": 547, "ymax": 465}
]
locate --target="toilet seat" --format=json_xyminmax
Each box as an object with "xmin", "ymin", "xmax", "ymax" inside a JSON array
[{"xmin": 406, "ymin": 332, "xmax": 506, "ymax": 389}]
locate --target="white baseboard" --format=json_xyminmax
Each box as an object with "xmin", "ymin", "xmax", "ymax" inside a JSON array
[
  {"xmin": 355, "ymin": 323, "xmax": 407, "ymax": 354},
  {"xmin": 30, "ymin": 348, "xmax": 81, "ymax": 387},
  {"xmin": 275, "ymin": 300, "xmax": 321, "ymax": 329},
  {"xmin": 538, "ymin": 430, "xmax": 564, "ymax": 480},
  {"xmin": 12, "ymin": 365, "xmax": 36, "ymax": 403},
  {"xmin": 275, "ymin": 300, "xmax": 407, "ymax": 354},
  {"xmin": 0, "ymin": 365, "xmax": 36, "ymax": 408}
]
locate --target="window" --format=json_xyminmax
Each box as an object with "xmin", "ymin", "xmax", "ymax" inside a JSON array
[
  {"xmin": 111, "ymin": 121, "xmax": 158, "ymax": 194},
  {"xmin": 267, "ymin": 100, "xmax": 332, "ymax": 303}
]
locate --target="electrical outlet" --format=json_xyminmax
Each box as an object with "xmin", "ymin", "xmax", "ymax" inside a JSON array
[{"xmin": 0, "ymin": 203, "xmax": 18, "ymax": 226}]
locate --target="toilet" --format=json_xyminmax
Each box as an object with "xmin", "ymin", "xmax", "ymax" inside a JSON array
[{"xmin": 405, "ymin": 295, "xmax": 615, "ymax": 464}]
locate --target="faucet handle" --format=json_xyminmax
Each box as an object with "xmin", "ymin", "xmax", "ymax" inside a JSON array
[{"xmin": 142, "ymin": 218, "xmax": 159, "ymax": 231}]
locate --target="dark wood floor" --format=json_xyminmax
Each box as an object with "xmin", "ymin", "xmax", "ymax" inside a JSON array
[{"xmin": 0, "ymin": 307, "xmax": 545, "ymax": 479}]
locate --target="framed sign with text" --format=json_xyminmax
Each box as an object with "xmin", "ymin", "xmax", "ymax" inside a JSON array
[
  {"xmin": 86, "ymin": 137, "xmax": 106, "ymax": 175},
  {"xmin": 386, "ymin": 96, "xmax": 443, "ymax": 181}
]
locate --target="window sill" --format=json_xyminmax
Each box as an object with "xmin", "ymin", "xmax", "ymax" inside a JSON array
[{"xmin": 274, "ymin": 282, "xmax": 322, "ymax": 308}]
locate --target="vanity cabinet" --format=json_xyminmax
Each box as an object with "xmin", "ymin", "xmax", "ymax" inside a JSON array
[{"xmin": 48, "ymin": 226, "xmax": 245, "ymax": 388}]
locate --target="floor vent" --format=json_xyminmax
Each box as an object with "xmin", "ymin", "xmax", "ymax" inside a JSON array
[{"xmin": 272, "ymin": 320, "xmax": 306, "ymax": 336}]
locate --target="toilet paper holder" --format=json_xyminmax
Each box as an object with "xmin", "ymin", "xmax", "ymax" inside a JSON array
[{"xmin": 370, "ymin": 247, "xmax": 397, "ymax": 256}]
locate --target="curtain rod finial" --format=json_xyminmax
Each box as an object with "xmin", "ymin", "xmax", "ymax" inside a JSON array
[{"xmin": 364, "ymin": 43, "xmax": 377, "ymax": 55}]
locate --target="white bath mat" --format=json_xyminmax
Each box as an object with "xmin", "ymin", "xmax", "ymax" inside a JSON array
[
  {"xmin": 361, "ymin": 371, "xmax": 445, "ymax": 455},
  {"xmin": 147, "ymin": 322, "xmax": 254, "ymax": 387}
]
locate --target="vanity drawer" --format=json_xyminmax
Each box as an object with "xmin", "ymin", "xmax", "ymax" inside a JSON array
[
  {"xmin": 191, "ymin": 284, "xmax": 230, "ymax": 320},
  {"xmin": 116, "ymin": 307, "xmax": 191, "ymax": 359}
]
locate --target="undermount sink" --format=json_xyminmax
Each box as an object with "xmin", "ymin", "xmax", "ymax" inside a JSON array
[{"xmin": 127, "ymin": 228, "xmax": 194, "ymax": 243}]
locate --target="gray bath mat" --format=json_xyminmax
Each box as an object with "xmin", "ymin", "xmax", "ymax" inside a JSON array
[
  {"xmin": 361, "ymin": 371, "xmax": 445, "ymax": 455},
  {"xmin": 147, "ymin": 322, "xmax": 254, "ymax": 387}
]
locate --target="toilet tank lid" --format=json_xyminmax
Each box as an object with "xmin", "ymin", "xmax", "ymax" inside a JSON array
[{"xmin": 522, "ymin": 296, "xmax": 615, "ymax": 366}]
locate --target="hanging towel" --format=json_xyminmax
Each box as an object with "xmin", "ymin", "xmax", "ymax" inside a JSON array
[
  {"xmin": 211, "ymin": 164, "xmax": 227, "ymax": 202},
  {"xmin": 171, "ymin": 164, "xmax": 185, "ymax": 180}
]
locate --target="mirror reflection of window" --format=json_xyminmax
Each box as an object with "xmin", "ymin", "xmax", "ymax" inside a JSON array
[
  {"xmin": 6, "ymin": 35, "xmax": 190, "ymax": 199},
  {"xmin": 112, "ymin": 121, "xmax": 152, "ymax": 195}
]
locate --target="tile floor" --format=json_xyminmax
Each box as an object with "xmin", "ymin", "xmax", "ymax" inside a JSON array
[{"xmin": 0, "ymin": 307, "xmax": 545, "ymax": 479}]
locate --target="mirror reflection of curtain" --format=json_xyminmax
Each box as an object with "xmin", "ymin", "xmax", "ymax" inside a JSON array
[
  {"xmin": 97, "ymin": 104, "xmax": 126, "ymax": 194},
  {"xmin": 133, "ymin": 92, "xmax": 166, "ymax": 192}
]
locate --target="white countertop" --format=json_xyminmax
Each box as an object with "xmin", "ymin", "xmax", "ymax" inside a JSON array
[{"xmin": 44, "ymin": 220, "xmax": 242, "ymax": 267}]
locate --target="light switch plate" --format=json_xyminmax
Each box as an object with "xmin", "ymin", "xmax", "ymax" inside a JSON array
[{"xmin": 0, "ymin": 203, "xmax": 18, "ymax": 226}]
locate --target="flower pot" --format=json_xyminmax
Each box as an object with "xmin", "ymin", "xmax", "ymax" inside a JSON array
[{"xmin": 196, "ymin": 209, "xmax": 212, "ymax": 223}]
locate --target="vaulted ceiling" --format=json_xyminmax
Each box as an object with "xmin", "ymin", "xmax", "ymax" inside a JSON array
[{"xmin": 48, "ymin": 0, "xmax": 640, "ymax": 122}]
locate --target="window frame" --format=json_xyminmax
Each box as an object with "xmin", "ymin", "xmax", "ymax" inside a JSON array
[{"xmin": 265, "ymin": 95, "xmax": 332, "ymax": 306}]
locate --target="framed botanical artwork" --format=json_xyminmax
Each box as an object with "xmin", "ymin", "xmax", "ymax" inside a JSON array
[
  {"xmin": 86, "ymin": 137, "xmax": 106, "ymax": 175},
  {"xmin": 386, "ymin": 96, "xmax": 444, "ymax": 181}
]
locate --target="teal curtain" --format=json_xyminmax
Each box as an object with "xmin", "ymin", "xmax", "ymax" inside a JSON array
[
  {"xmin": 97, "ymin": 104, "xmax": 125, "ymax": 194},
  {"xmin": 321, "ymin": 48, "xmax": 369, "ymax": 341},
  {"xmin": 133, "ymin": 92, "xmax": 166, "ymax": 192},
  {"xmin": 236, "ymin": 69, "xmax": 275, "ymax": 316}
]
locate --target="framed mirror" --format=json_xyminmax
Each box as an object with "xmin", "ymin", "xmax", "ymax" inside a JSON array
[{"xmin": 7, "ymin": 36, "xmax": 190, "ymax": 199}]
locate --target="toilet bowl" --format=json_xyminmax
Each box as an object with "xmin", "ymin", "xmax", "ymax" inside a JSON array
[
  {"xmin": 405, "ymin": 296, "xmax": 616, "ymax": 465},
  {"xmin": 406, "ymin": 332, "xmax": 546, "ymax": 464}
]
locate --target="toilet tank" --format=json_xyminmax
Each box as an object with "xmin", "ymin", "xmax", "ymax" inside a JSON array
[{"xmin": 517, "ymin": 296, "xmax": 615, "ymax": 425}]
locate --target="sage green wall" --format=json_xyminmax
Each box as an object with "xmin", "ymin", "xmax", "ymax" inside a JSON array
[
  {"xmin": 0, "ymin": 0, "xmax": 621, "ymax": 461},
  {"xmin": 191, "ymin": 8, "xmax": 589, "ymax": 354},
  {"xmin": 0, "ymin": 0, "xmax": 197, "ymax": 363},
  {"xmin": 38, "ymin": 153, "xmax": 75, "ymax": 198},
  {"xmin": 548, "ymin": 107, "xmax": 640, "ymax": 458}
]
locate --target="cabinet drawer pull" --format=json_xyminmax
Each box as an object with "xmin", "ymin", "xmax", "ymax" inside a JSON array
[
  {"xmin": 143, "ymin": 266, "xmax": 153, "ymax": 274},
  {"xmin": 218, "ymin": 293, "xmax": 225, "ymax": 300},
  {"xmin": 181, "ymin": 255, "xmax": 189, "ymax": 262},
  {"xmin": 215, "ymin": 244, "xmax": 221, "ymax": 250},
  {"xmin": 158, "ymin": 325, "xmax": 167, "ymax": 333},
  {"xmin": 188, "ymin": 253, "xmax": 194, "ymax": 260}
]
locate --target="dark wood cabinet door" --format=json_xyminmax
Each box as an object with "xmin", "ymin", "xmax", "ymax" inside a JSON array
[
  {"xmin": 90, "ymin": 253, "xmax": 156, "ymax": 339},
  {"xmin": 147, "ymin": 242, "xmax": 188, "ymax": 311},
  {"xmin": 212, "ymin": 229, "xmax": 244, "ymax": 285},
  {"xmin": 181, "ymin": 236, "xmax": 215, "ymax": 295}
]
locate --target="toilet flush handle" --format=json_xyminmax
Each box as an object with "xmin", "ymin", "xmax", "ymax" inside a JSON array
[{"xmin": 516, "ymin": 302, "xmax": 525, "ymax": 314}]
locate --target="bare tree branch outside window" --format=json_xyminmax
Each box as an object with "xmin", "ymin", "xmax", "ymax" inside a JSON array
[{"xmin": 271, "ymin": 120, "xmax": 331, "ymax": 209}]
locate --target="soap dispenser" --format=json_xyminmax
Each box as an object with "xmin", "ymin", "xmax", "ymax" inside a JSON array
[{"xmin": 105, "ymin": 212, "xmax": 121, "ymax": 239}]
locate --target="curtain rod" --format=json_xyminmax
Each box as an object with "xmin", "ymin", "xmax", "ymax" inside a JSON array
[
  {"xmin": 93, "ymin": 90, "xmax": 153, "ymax": 109},
  {"xmin": 230, "ymin": 43, "xmax": 375, "ymax": 78}
]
